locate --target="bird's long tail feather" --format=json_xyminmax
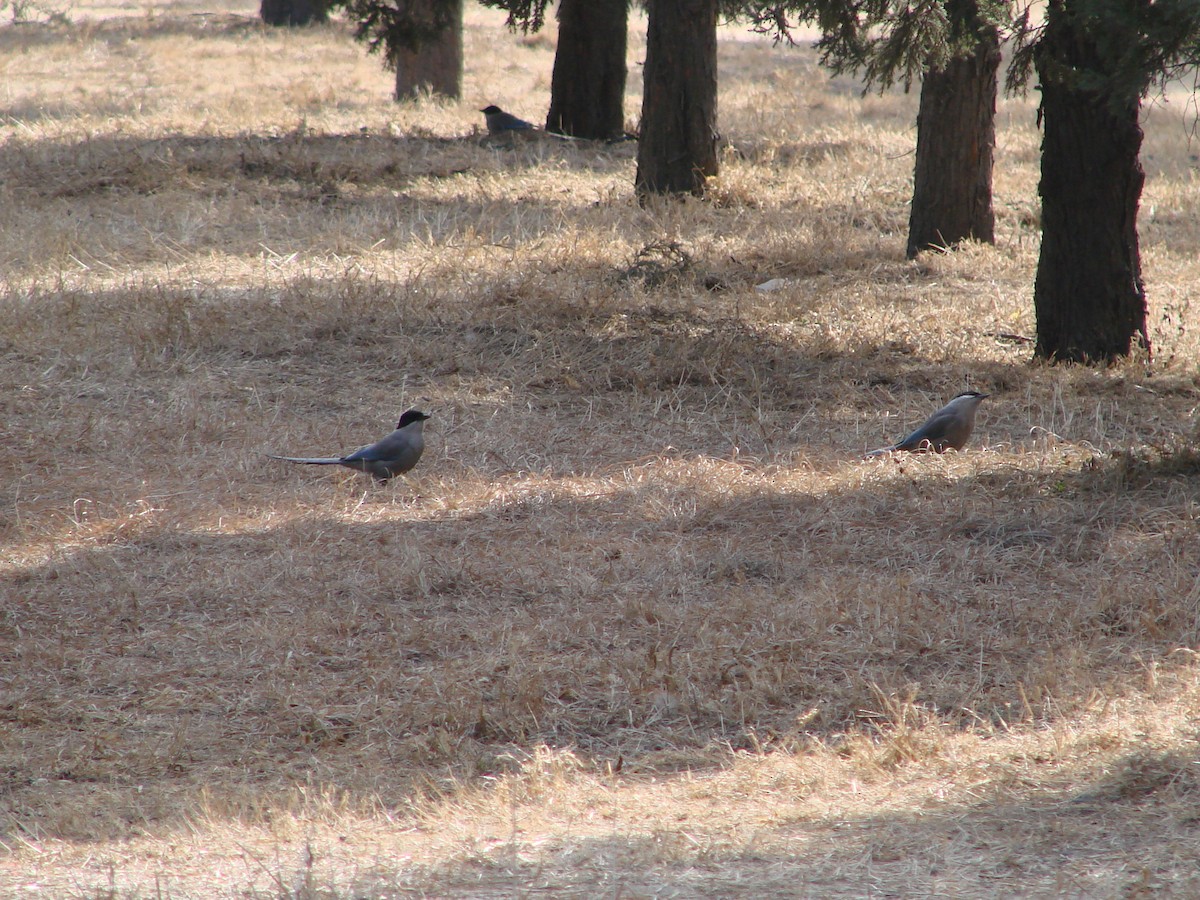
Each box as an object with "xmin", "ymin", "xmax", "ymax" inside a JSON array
[{"xmin": 268, "ymin": 455, "xmax": 344, "ymax": 465}]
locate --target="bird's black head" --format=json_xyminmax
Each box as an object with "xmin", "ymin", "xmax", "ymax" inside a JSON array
[
  {"xmin": 953, "ymin": 390, "xmax": 989, "ymax": 401},
  {"xmin": 397, "ymin": 409, "xmax": 431, "ymax": 428},
  {"xmin": 480, "ymin": 105, "xmax": 503, "ymax": 115}
]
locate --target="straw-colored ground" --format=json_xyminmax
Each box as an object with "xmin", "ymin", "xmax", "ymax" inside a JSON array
[{"xmin": 3, "ymin": 1, "xmax": 1200, "ymax": 896}]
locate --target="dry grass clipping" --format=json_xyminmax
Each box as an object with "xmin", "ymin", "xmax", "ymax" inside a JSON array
[{"xmin": 2, "ymin": 1, "xmax": 1200, "ymax": 897}]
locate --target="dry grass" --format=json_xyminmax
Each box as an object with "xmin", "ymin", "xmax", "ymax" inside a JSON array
[{"xmin": 3, "ymin": 1, "xmax": 1200, "ymax": 897}]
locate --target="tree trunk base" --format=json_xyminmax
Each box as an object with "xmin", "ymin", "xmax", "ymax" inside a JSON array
[
  {"xmin": 260, "ymin": 0, "xmax": 328, "ymax": 26},
  {"xmin": 1033, "ymin": 7, "xmax": 1148, "ymax": 363},
  {"xmin": 907, "ymin": 25, "xmax": 999, "ymax": 259},
  {"xmin": 393, "ymin": 0, "xmax": 463, "ymax": 101},
  {"xmin": 635, "ymin": 0, "xmax": 718, "ymax": 197},
  {"xmin": 547, "ymin": 0, "xmax": 628, "ymax": 140}
]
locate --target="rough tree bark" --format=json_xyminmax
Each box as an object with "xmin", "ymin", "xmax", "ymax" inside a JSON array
[
  {"xmin": 394, "ymin": 0, "xmax": 463, "ymax": 100},
  {"xmin": 907, "ymin": 5, "xmax": 1000, "ymax": 258},
  {"xmin": 546, "ymin": 0, "xmax": 628, "ymax": 140},
  {"xmin": 1033, "ymin": 1, "xmax": 1148, "ymax": 362},
  {"xmin": 635, "ymin": 0, "xmax": 718, "ymax": 197}
]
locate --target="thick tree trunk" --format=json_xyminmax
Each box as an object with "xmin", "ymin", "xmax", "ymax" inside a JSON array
[
  {"xmin": 394, "ymin": 0, "xmax": 463, "ymax": 100},
  {"xmin": 547, "ymin": 0, "xmax": 628, "ymax": 140},
  {"xmin": 1033, "ymin": 3, "xmax": 1148, "ymax": 362},
  {"xmin": 635, "ymin": 0, "xmax": 718, "ymax": 197},
  {"xmin": 260, "ymin": 0, "xmax": 328, "ymax": 26},
  {"xmin": 907, "ymin": 18, "xmax": 999, "ymax": 258}
]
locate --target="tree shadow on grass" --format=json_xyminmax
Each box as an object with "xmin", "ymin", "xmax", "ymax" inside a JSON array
[
  {"xmin": 0, "ymin": 11, "xmax": 265, "ymax": 55},
  {"xmin": 0, "ymin": 129, "xmax": 637, "ymax": 200},
  {"xmin": 369, "ymin": 743, "xmax": 1200, "ymax": 897},
  {"xmin": 2, "ymin": 439, "xmax": 1199, "ymax": 849},
  {"xmin": 0, "ymin": 126, "xmax": 922, "ymax": 281}
]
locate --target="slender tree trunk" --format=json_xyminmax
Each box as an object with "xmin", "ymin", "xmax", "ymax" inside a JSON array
[
  {"xmin": 394, "ymin": 0, "xmax": 463, "ymax": 100},
  {"xmin": 907, "ymin": 13, "xmax": 999, "ymax": 258},
  {"xmin": 635, "ymin": 0, "xmax": 718, "ymax": 197},
  {"xmin": 547, "ymin": 0, "xmax": 628, "ymax": 140},
  {"xmin": 260, "ymin": 0, "xmax": 328, "ymax": 26},
  {"xmin": 1033, "ymin": 1, "xmax": 1148, "ymax": 362}
]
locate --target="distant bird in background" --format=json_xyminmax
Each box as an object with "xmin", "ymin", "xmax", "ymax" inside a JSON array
[
  {"xmin": 481, "ymin": 105, "xmax": 535, "ymax": 135},
  {"xmin": 270, "ymin": 410, "xmax": 430, "ymax": 481},
  {"xmin": 865, "ymin": 391, "xmax": 988, "ymax": 457}
]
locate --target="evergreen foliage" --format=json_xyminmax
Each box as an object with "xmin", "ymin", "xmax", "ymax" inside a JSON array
[
  {"xmin": 339, "ymin": 0, "xmax": 460, "ymax": 65},
  {"xmin": 744, "ymin": 0, "xmax": 1200, "ymax": 101},
  {"xmin": 1008, "ymin": 0, "xmax": 1200, "ymax": 105}
]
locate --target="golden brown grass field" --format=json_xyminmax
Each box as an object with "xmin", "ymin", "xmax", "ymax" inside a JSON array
[{"xmin": 3, "ymin": 1, "xmax": 1200, "ymax": 895}]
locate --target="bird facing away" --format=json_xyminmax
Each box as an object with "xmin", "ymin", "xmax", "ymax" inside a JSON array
[
  {"xmin": 481, "ymin": 104, "xmax": 535, "ymax": 135},
  {"xmin": 270, "ymin": 410, "xmax": 430, "ymax": 481},
  {"xmin": 865, "ymin": 391, "xmax": 988, "ymax": 457}
]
